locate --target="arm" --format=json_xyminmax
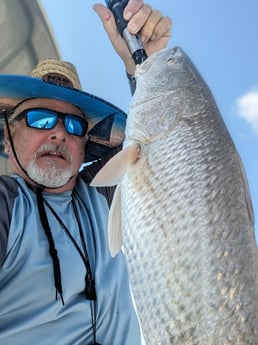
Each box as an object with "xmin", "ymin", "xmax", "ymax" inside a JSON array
[{"xmin": 0, "ymin": 176, "xmax": 18, "ymax": 265}]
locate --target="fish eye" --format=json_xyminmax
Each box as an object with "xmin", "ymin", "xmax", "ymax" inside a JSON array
[{"xmin": 167, "ymin": 57, "xmax": 176, "ymax": 65}]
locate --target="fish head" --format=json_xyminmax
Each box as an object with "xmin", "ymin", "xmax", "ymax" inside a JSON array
[
  {"xmin": 126, "ymin": 47, "xmax": 211, "ymax": 143},
  {"xmin": 135, "ymin": 46, "xmax": 186, "ymax": 91}
]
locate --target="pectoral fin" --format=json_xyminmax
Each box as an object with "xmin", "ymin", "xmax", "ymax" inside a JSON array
[
  {"xmin": 90, "ymin": 144, "xmax": 141, "ymax": 187},
  {"xmin": 108, "ymin": 185, "xmax": 122, "ymax": 257}
]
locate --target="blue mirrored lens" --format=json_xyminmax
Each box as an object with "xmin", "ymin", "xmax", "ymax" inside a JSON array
[
  {"xmin": 25, "ymin": 109, "xmax": 87, "ymax": 137},
  {"xmin": 26, "ymin": 110, "xmax": 58, "ymax": 129},
  {"xmin": 64, "ymin": 115, "xmax": 87, "ymax": 136}
]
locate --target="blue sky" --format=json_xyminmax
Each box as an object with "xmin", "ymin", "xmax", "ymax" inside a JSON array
[{"xmin": 41, "ymin": 0, "xmax": 258, "ymax": 243}]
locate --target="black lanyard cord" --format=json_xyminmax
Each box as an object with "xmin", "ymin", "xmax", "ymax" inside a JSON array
[
  {"xmin": 36, "ymin": 188, "xmax": 65, "ymax": 305},
  {"xmin": 37, "ymin": 192, "xmax": 100, "ymax": 344},
  {"xmin": 43, "ymin": 197, "xmax": 97, "ymax": 301}
]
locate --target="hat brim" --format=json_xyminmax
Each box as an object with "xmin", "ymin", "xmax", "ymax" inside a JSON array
[{"xmin": 0, "ymin": 75, "xmax": 127, "ymax": 162}]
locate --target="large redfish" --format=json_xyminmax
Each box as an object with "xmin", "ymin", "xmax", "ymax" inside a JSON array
[{"xmin": 92, "ymin": 47, "xmax": 258, "ymax": 344}]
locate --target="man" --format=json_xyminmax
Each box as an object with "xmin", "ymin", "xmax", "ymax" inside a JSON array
[{"xmin": 0, "ymin": 1, "xmax": 171, "ymax": 344}]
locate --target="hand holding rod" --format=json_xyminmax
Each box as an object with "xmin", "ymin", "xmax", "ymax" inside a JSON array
[{"xmin": 106, "ymin": 0, "xmax": 148, "ymax": 65}]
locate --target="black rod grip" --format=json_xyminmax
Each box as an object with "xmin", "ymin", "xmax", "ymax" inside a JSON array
[{"xmin": 107, "ymin": 0, "xmax": 148, "ymax": 65}]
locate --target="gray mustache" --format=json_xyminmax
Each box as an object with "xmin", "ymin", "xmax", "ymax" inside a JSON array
[{"xmin": 36, "ymin": 143, "xmax": 73, "ymax": 162}]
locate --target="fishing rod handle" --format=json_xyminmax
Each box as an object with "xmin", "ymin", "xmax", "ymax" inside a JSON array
[{"xmin": 107, "ymin": 0, "xmax": 148, "ymax": 65}]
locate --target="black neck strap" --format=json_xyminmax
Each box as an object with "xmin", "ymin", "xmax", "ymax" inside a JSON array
[
  {"xmin": 36, "ymin": 187, "xmax": 65, "ymax": 304},
  {"xmin": 43, "ymin": 195, "xmax": 96, "ymax": 301},
  {"xmin": 35, "ymin": 188, "xmax": 100, "ymax": 344}
]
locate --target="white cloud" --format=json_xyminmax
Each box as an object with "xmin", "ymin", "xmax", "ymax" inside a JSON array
[{"xmin": 236, "ymin": 87, "xmax": 258, "ymax": 133}]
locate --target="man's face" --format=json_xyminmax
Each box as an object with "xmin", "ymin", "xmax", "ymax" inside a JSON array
[{"xmin": 4, "ymin": 98, "xmax": 87, "ymax": 192}]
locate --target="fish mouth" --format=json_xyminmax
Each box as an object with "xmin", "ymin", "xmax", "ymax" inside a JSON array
[{"xmin": 136, "ymin": 47, "xmax": 179, "ymax": 75}]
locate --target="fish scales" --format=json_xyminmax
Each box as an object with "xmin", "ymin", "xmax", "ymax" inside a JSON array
[
  {"xmin": 93, "ymin": 47, "xmax": 258, "ymax": 344},
  {"xmin": 122, "ymin": 47, "xmax": 258, "ymax": 344}
]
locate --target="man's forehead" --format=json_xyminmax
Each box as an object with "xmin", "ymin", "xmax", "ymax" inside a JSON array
[{"xmin": 13, "ymin": 98, "xmax": 83, "ymax": 115}]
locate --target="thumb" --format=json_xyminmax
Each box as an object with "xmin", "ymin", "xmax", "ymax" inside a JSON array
[
  {"xmin": 93, "ymin": 4, "xmax": 118, "ymax": 43},
  {"xmin": 93, "ymin": 3, "xmax": 135, "ymax": 73}
]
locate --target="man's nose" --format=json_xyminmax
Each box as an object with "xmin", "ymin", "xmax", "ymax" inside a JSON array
[{"xmin": 48, "ymin": 119, "xmax": 67, "ymax": 143}]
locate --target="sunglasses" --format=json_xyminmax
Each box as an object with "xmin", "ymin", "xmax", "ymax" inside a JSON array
[{"xmin": 14, "ymin": 108, "xmax": 88, "ymax": 137}]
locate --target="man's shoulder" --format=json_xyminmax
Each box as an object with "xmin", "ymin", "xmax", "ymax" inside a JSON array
[
  {"xmin": 0, "ymin": 175, "xmax": 19, "ymax": 196},
  {"xmin": 0, "ymin": 176, "xmax": 19, "ymax": 265},
  {"xmin": 0, "ymin": 175, "xmax": 19, "ymax": 219}
]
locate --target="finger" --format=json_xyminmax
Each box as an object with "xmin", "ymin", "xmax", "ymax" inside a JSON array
[
  {"xmin": 148, "ymin": 16, "xmax": 172, "ymax": 42},
  {"xmin": 127, "ymin": 4, "xmax": 152, "ymax": 35},
  {"xmin": 93, "ymin": 3, "xmax": 113, "ymax": 22},
  {"xmin": 93, "ymin": 4, "xmax": 119, "ymax": 43},
  {"xmin": 93, "ymin": 3, "xmax": 135, "ymax": 72},
  {"xmin": 137, "ymin": 10, "xmax": 163, "ymax": 43},
  {"xmin": 124, "ymin": 0, "xmax": 144, "ymax": 20}
]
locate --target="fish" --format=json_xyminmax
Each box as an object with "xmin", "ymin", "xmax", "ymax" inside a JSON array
[{"xmin": 91, "ymin": 47, "xmax": 258, "ymax": 344}]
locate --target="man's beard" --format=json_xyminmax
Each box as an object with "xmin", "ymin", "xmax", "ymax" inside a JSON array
[{"xmin": 27, "ymin": 143, "xmax": 74, "ymax": 188}]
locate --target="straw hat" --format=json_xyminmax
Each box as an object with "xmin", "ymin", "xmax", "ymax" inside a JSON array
[{"xmin": 0, "ymin": 58, "xmax": 127, "ymax": 162}]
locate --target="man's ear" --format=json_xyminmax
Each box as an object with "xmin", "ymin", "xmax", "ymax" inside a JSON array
[{"xmin": 4, "ymin": 127, "xmax": 11, "ymax": 154}]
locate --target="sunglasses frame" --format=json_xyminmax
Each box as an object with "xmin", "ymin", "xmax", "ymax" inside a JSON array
[{"xmin": 13, "ymin": 108, "xmax": 88, "ymax": 137}]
